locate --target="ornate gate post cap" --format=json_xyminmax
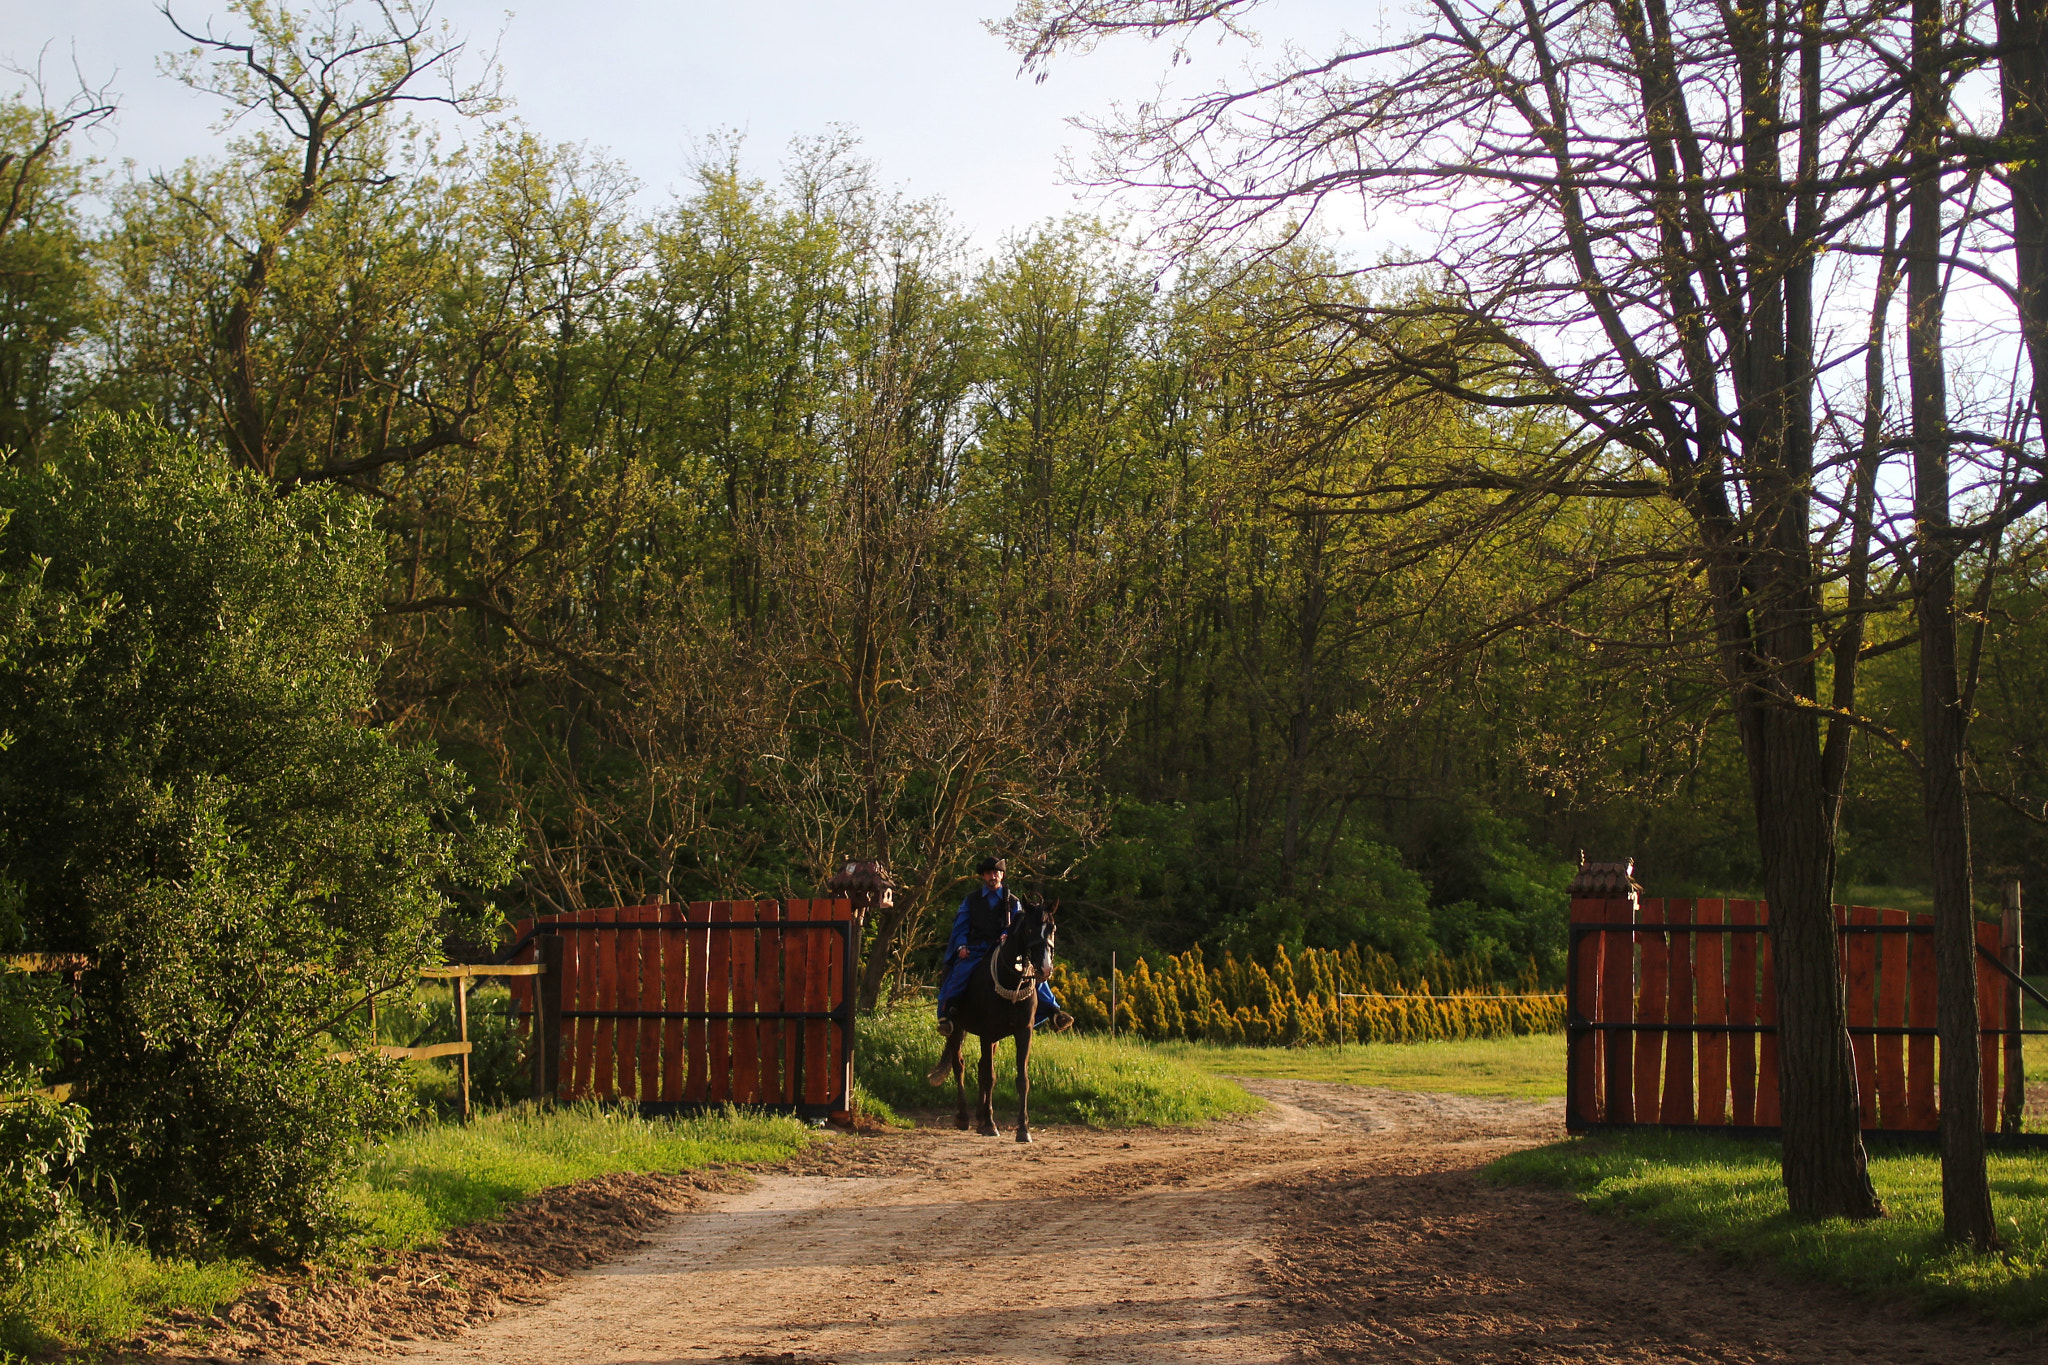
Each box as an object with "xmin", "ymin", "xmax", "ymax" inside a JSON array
[
  {"xmin": 826, "ymin": 859, "xmax": 897, "ymax": 917},
  {"xmin": 1566, "ymin": 853, "xmax": 1641, "ymax": 900}
]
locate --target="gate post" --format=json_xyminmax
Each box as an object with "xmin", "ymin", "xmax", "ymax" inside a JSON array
[
  {"xmin": 533, "ymin": 933, "xmax": 565, "ymax": 1103},
  {"xmin": 2003, "ymin": 881, "xmax": 2025, "ymax": 1134}
]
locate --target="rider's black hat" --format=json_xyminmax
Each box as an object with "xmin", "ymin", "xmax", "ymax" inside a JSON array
[{"xmin": 976, "ymin": 856, "xmax": 1006, "ymax": 875}]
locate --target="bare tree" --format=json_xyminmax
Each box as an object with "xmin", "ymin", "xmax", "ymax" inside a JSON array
[{"xmin": 997, "ymin": 0, "xmax": 1951, "ymax": 1218}]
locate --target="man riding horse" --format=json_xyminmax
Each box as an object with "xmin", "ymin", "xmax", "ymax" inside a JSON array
[{"xmin": 935, "ymin": 856, "xmax": 1069, "ymax": 1035}]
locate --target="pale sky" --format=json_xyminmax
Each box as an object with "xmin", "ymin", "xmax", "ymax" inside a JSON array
[{"xmin": 3, "ymin": 0, "xmax": 1369, "ymax": 251}]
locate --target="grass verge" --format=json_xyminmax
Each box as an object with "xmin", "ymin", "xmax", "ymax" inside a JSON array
[
  {"xmin": 1489, "ymin": 1130, "xmax": 2048, "ymax": 1324},
  {"xmin": 1157, "ymin": 1031, "xmax": 1565, "ymax": 1100},
  {"xmin": 349, "ymin": 1102, "xmax": 815, "ymax": 1252},
  {"xmin": 858, "ymin": 1007, "xmax": 1261, "ymax": 1126},
  {"xmin": 8, "ymin": 1103, "xmax": 815, "ymax": 1354},
  {"xmin": 0, "ymin": 1229, "xmax": 251, "ymax": 1358}
]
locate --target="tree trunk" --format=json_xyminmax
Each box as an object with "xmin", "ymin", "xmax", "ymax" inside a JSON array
[
  {"xmin": 1747, "ymin": 699, "xmax": 1881, "ymax": 1218},
  {"xmin": 1910, "ymin": 0, "xmax": 1998, "ymax": 1246}
]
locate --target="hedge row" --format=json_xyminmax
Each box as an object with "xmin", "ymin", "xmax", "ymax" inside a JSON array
[{"xmin": 1048, "ymin": 943, "xmax": 1563, "ymax": 1045}]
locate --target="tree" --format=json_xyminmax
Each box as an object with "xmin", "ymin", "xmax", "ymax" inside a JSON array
[
  {"xmin": 999, "ymin": 0, "xmax": 1927, "ymax": 1218},
  {"xmin": 0, "ymin": 417, "xmax": 513, "ymax": 1254},
  {"xmin": 112, "ymin": 0, "xmax": 503, "ymax": 485},
  {"xmin": 0, "ymin": 78, "xmax": 115, "ymax": 456}
]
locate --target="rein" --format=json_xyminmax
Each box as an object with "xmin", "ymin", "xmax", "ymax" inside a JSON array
[{"xmin": 987, "ymin": 938, "xmax": 1042, "ymax": 1004}]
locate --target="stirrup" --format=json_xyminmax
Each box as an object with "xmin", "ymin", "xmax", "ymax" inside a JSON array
[
  {"xmin": 935, "ymin": 1016, "xmax": 955, "ymax": 1036},
  {"xmin": 1050, "ymin": 1010, "xmax": 1075, "ymax": 1033}
]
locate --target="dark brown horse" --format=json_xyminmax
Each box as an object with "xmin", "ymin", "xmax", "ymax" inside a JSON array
[{"xmin": 924, "ymin": 900, "xmax": 1057, "ymax": 1142}]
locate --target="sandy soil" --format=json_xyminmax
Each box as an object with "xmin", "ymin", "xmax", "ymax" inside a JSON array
[{"xmin": 157, "ymin": 1080, "xmax": 2046, "ymax": 1365}]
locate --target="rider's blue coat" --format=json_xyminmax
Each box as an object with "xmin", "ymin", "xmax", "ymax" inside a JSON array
[{"xmin": 937, "ymin": 884, "xmax": 1061, "ymax": 1024}]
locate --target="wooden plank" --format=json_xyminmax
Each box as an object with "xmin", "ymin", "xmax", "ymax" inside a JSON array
[
  {"xmin": 685, "ymin": 903, "xmax": 711, "ymax": 1103},
  {"xmin": 782, "ymin": 899, "xmax": 807, "ymax": 1102},
  {"xmin": 661, "ymin": 903, "xmax": 688, "ymax": 1103},
  {"xmin": 1568, "ymin": 897, "xmax": 1609, "ymax": 1127},
  {"xmin": 1729, "ymin": 899, "xmax": 1758, "ymax": 1127},
  {"xmin": 1695, "ymin": 899, "xmax": 1727, "ymax": 1126},
  {"xmin": 1634, "ymin": 898, "xmax": 1667, "ymax": 1123},
  {"xmin": 1662, "ymin": 898, "xmax": 1695, "ymax": 1124},
  {"xmin": 1756, "ymin": 903, "xmax": 1781, "ymax": 1128},
  {"xmin": 571, "ymin": 908, "xmax": 599, "ymax": 1100},
  {"xmin": 0, "ymin": 954, "xmax": 94, "ymax": 973},
  {"xmin": 798, "ymin": 899, "xmax": 833, "ymax": 1109},
  {"xmin": 633, "ymin": 904, "xmax": 664, "ymax": 1100},
  {"xmin": 756, "ymin": 900, "xmax": 787, "ymax": 1102},
  {"xmin": 1876, "ymin": 908, "xmax": 1910, "ymax": 1129},
  {"xmin": 1980, "ymin": 919, "xmax": 2003, "ymax": 1133},
  {"xmin": 603, "ymin": 906, "xmax": 634, "ymax": 1100},
  {"xmin": 705, "ymin": 901, "xmax": 733, "ymax": 1103},
  {"xmin": 728, "ymin": 901, "xmax": 760, "ymax": 1104},
  {"xmin": 640, "ymin": 905, "xmax": 668, "ymax": 1102},
  {"xmin": 593, "ymin": 906, "xmax": 620, "ymax": 1099},
  {"xmin": 823, "ymin": 899, "xmax": 853, "ymax": 1110},
  {"xmin": 535, "ymin": 933, "xmax": 565, "ymax": 1099},
  {"xmin": 419, "ymin": 964, "xmax": 548, "ymax": 979},
  {"xmin": 1847, "ymin": 905, "xmax": 1879, "ymax": 1128},
  {"xmin": 1907, "ymin": 913, "xmax": 1938, "ymax": 1129},
  {"xmin": 1600, "ymin": 897, "xmax": 1637, "ymax": 1125},
  {"xmin": 329, "ymin": 1041, "xmax": 474, "ymax": 1063}
]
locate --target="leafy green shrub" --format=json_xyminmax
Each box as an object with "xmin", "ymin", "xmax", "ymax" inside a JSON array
[
  {"xmin": 0, "ymin": 1095, "xmax": 87, "ymax": 1285},
  {"xmin": 0, "ymin": 419, "xmax": 515, "ymax": 1258}
]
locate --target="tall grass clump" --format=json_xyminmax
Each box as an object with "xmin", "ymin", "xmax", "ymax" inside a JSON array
[
  {"xmin": 350, "ymin": 1102, "xmax": 814, "ymax": 1252},
  {"xmin": 857, "ymin": 1006, "xmax": 1260, "ymax": 1126},
  {"xmin": 0, "ymin": 1228, "xmax": 252, "ymax": 1356},
  {"xmin": 1491, "ymin": 1132, "xmax": 2048, "ymax": 1324},
  {"xmin": 1051, "ymin": 942, "xmax": 1563, "ymax": 1046}
]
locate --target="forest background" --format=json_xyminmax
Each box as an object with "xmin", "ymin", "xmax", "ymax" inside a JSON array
[{"xmin": 4, "ymin": 0, "xmax": 2046, "ymax": 1022}]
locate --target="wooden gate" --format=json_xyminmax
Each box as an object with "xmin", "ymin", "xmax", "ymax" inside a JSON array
[
  {"xmin": 505, "ymin": 899, "xmax": 857, "ymax": 1120},
  {"xmin": 1567, "ymin": 895, "xmax": 2032, "ymax": 1137}
]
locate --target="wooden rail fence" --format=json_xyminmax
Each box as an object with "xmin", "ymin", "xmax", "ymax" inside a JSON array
[
  {"xmin": 1567, "ymin": 896, "xmax": 2034, "ymax": 1136},
  {"xmin": 503, "ymin": 900, "xmax": 856, "ymax": 1121}
]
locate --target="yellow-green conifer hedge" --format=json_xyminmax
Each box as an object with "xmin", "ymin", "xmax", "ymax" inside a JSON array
[{"xmin": 1049, "ymin": 943, "xmax": 1563, "ymax": 1045}]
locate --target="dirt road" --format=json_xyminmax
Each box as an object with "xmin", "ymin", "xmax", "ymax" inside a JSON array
[{"xmin": 271, "ymin": 1080, "xmax": 2039, "ymax": 1365}]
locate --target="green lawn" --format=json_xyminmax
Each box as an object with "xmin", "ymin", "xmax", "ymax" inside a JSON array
[
  {"xmin": 857, "ymin": 1007, "xmax": 1263, "ymax": 1125},
  {"xmin": 1491, "ymin": 1130, "xmax": 2048, "ymax": 1325},
  {"xmin": 1157, "ymin": 1031, "xmax": 1566, "ymax": 1100}
]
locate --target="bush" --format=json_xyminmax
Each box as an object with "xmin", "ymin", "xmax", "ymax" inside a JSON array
[
  {"xmin": 0, "ymin": 419, "xmax": 515, "ymax": 1257},
  {"xmin": 0, "ymin": 1095, "xmax": 87, "ymax": 1285},
  {"xmin": 1049, "ymin": 941, "xmax": 1562, "ymax": 1045}
]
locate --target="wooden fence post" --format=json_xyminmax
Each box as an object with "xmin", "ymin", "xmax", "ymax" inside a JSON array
[
  {"xmin": 533, "ymin": 934, "xmax": 565, "ymax": 1103},
  {"xmin": 453, "ymin": 969, "xmax": 472, "ymax": 1123},
  {"xmin": 2003, "ymin": 881, "xmax": 2025, "ymax": 1134}
]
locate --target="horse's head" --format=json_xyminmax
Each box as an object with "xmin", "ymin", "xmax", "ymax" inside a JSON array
[{"xmin": 1015, "ymin": 898, "xmax": 1058, "ymax": 981}]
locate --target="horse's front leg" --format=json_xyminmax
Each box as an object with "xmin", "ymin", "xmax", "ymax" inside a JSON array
[
  {"xmin": 976, "ymin": 1038, "xmax": 999, "ymax": 1136},
  {"xmin": 1015, "ymin": 1025, "xmax": 1033, "ymax": 1143},
  {"xmin": 952, "ymin": 1041, "xmax": 970, "ymax": 1130}
]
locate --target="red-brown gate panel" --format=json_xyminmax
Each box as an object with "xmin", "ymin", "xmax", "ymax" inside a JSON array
[
  {"xmin": 505, "ymin": 898, "xmax": 855, "ymax": 1118},
  {"xmin": 1567, "ymin": 896, "xmax": 2020, "ymax": 1137}
]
